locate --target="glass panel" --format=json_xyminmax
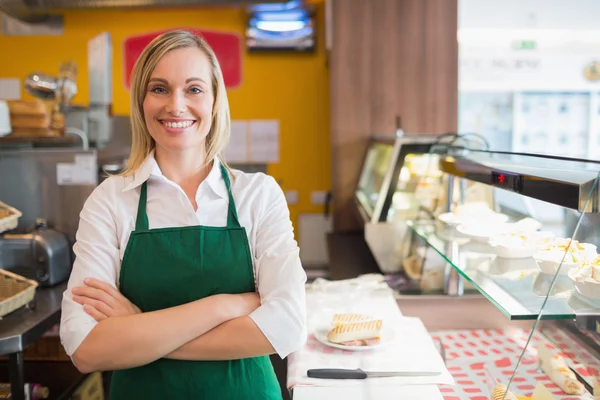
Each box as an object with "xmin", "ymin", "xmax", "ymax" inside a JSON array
[
  {"xmin": 355, "ymin": 141, "xmax": 394, "ymax": 220},
  {"xmin": 386, "ymin": 153, "xmax": 444, "ymax": 222},
  {"xmin": 503, "ymin": 171, "xmax": 600, "ymax": 398}
]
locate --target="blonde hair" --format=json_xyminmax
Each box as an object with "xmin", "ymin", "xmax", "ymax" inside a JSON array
[{"xmin": 120, "ymin": 29, "xmax": 232, "ymax": 176}]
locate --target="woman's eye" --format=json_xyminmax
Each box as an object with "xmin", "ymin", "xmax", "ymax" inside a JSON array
[
  {"xmin": 189, "ymin": 87, "xmax": 203, "ymax": 94},
  {"xmin": 150, "ymin": 86, "xmax": 167, "ymax": 94}
]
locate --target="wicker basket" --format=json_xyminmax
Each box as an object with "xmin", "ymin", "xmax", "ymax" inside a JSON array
[
  {"xmin": 0, "ymin": 269, "xmax": 38, "ymax": 319},
  {"xmin": 0, "ymin": 201, "xmax": 22, "ymax": 234}
]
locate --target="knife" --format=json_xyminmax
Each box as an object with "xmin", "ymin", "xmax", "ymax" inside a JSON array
[{"xmin": 307, "ymin": 368, "xmax": 441, "ymax": 379}]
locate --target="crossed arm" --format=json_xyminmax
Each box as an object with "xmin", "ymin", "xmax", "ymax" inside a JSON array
[{"xmin": 70, "ymin": 279, "xmax": 274, "ymax": 373}]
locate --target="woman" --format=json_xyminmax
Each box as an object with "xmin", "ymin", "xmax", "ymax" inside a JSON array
[{"xmin": 59, "ymin": 30, "xmax": 307, "ymax": 399}]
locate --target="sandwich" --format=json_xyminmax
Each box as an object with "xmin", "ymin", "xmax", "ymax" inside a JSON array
[
  {"xmin": 327, "ymin": 317, "xmax": 382, "ymax": 347},
  {"xmin": 331, "ymin": 313, "xmax": 375, "ymax": 326}
]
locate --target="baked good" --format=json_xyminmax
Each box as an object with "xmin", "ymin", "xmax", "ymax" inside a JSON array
[
  {"xmin": 327, "ymin": 319, "xmax": 382, "ymax": 347},
  {"xmin": 491, "ymin": 384, "xmax": 518, "ymax": 400},
  {"xmin": 537, "ymin": 344, "xmax": 584, "ymax": 395},
  {"xmin": 331, "ymin": 313, "xmax": 375, "ymax": 326}
]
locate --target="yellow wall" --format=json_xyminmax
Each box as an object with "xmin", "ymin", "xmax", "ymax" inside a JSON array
[{"xmin": 0, "ymin": 5, "xmax": 330, "ymax": 234}]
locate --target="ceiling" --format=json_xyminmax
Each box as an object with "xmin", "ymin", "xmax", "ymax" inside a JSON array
[{"xmin": 0, "ymin": 0, "xmax": 286, "ymax": 23}]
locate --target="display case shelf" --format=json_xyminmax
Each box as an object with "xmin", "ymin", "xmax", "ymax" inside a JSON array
[
  {"xmin": 408, "ymin": 220, "xmax": 600, "ymax": 321},
  {"xmin": 439, "ymin": 150, "xmax": 600, "ymax": 212}
]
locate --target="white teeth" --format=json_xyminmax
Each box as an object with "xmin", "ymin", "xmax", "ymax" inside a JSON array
[{"xmin": 163, "ymin": 121, "xmax": 194, "ymax": 129}]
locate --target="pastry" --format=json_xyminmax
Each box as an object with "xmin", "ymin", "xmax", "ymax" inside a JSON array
[
  {"xmin": 327, "ymin": 319, "xmax": 382, "ymax": 346},
  {"xmin": 492, "ymin": 384, "xmax": 518, "ymax": 400},
  {"xmin": 537, "ymin": 345, "xmax": 584, "ymax": 395}
]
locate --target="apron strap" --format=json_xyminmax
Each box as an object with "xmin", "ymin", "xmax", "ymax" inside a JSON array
[
  {"xmin": 135, "ymin": 181, "xmax": 150, "ymax": 231},
  {"xmin": 220, "ymin": 163, "xmax": 241, "ymax": 228}
]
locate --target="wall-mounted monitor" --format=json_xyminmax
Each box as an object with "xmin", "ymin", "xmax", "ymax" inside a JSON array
[{"xmin": 246, "ymin": 1, "xmax": 315, "ymax": 52}]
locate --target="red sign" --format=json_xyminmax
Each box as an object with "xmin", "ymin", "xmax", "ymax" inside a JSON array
[{"xmin": 123, "ymin": 28, "xmax": 242, "ymax": 89}]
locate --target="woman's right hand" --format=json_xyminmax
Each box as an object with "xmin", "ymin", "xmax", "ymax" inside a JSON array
[{"xmin": 223, "ymin": 292, "xmax": 261, "ymax": 319}]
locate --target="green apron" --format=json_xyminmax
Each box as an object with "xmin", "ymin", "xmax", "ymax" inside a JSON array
[{"xmin": 109, "ymin": 164, "xmax": 282, "ymax": 400}]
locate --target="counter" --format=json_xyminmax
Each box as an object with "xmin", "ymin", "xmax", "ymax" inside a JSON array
[{"xmin": 287, "ymin": 276, "xmax": 453, "ymax": 399}]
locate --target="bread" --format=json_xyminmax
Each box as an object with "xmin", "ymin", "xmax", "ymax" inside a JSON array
[
  {"xmin": 6, "ymin": 100, "xmax": 47, "ymax": 116},
  {"xmin": 331, "ymin": 313, "xmax": 374, "ymax": 326},
  {"xmin": 327, "ymin": 319, "xmax": 382, "ymax": 344},
  {"xmin": 9, "ymin": 114, "xmax": 50, "ymax": 129},
  {"xmin": 491, "ymin": 384, "xmax": 518, "ymax": 400}
]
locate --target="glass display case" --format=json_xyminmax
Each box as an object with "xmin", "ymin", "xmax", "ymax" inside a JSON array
[
  {"xmin": 403, "ymin": 146, "xmax": 600, "ymax": 398},
  {"xmin": 354, "ymin": 134, "xmax": 439, "ymax": 224},
  {"xmin": 354, "ymin": 134, "xmax": 444, "ymax": 278}
]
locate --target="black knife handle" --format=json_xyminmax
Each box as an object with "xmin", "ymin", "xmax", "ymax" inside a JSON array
[{"xmin": 307, "ymin": 368, "xmax": 368, "ymax": 379}]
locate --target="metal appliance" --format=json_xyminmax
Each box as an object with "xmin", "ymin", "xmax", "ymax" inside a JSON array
[{"xmin": 0, "ymin": 220, "xmax": 71, "ymax": 287}]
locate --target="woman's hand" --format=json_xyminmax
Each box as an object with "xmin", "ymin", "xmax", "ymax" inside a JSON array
[
  {"xmin": 72, "ymin": 278, "xmax": 141, "ymax": 322},
  {"xmin": 225, "ymin": 292, "xmax": 261, "ymax": 319}
]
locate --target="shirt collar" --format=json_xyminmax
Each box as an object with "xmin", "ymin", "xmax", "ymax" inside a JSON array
[
  {"xmin": 122, "ymin": 150, "xmax": 161, "ymax": 192},
  {"xmin": 122, "ymin": 151, "xmax": 229, "ymax": 201},
  {"xmin": 204, "ymin": 157, "xmax": 228, "ymax": 200}
]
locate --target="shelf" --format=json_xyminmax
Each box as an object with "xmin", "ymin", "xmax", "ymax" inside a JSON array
[
  {"xmin": 0, "ymin": 135, "xmax": 77, "ymax": 147},
  {"xmin": 408, "ymin": 220, "xmax": 600, "ymax": 320},
  {"xmin": 438, "ymin": 150, "xmax": 600, "ymax": 212}
]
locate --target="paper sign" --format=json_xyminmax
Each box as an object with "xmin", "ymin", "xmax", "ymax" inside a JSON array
[
  {"xmin": 0, "ymin": 79, "xmax": 20, "ymax": 100},
  {"xmin": 248, "ymin": 120, "xmax": 279, "ymax": 163},
  {"xmin": 223, "ymin": 120, "xmax": 249, "ymax": 163},
  {"xmin": 57, "ymin": 154, "xmax": 98, "ymax": 185}
]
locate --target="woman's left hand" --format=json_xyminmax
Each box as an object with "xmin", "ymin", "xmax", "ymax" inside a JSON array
[{"xmin": 72, "ymin": 278, "xmax": 141, "ymax": 322}]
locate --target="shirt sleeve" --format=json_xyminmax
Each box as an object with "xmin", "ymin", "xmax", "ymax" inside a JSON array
[
  {"xmin": 60, "ymin": 179, "xmax": 121, "ymax": 357},
  {"xmin": 248, "ymin": 176, "xmax": 308, "ymax": 359}
]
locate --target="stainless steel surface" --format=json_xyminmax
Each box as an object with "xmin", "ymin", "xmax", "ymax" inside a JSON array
[
  {"xmin": 445, "ymin": 175, "xmax": 454, "ymax": 213},
  {"xmin": 442, "ymin": 234, "xmax": 463, "ymax": 296},
  {"xmin": 0, "ymin": 0, "xmax": 283, "ymax": 23},
  {"xmin": 0, "ymin": 282, "xmax": 65, "ymax": 355},
  {"xmin": 1, "ymin": 227, "xmax": 71, "ymax": 287},
  {"xmin": 439, "ymin": 151, "xmax": 600, "ymax": 213},
  {"xmin": 0, "ymin": 148, "xmax": 97, "ymax": 242},
  {"xmin": 24, "ymin": 73, "xmax": 57, "ymax": 99},
  {"xmin": 96, "ymin": 115, "xmax": 132, "ymax": 168}
]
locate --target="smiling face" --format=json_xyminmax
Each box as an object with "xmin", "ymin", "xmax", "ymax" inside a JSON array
[{"xmin": 143, "ymin": 47, "xmax": 214, "ymax": 156}]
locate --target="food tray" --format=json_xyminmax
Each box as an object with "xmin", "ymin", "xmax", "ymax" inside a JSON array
[
  {"xmin": 0, "ymin": 269, "xmax": 38, "ymax": 319},
  {"xmin": 0, "ymin": 201, "xmax": 22, "ymax": 234}
]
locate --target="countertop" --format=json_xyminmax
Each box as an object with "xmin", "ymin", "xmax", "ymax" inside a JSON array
[
  {"xmin": 288, "ymin": 278, "xmax": 451, "ymax": 399},
  {"xmin": 292, "ymin": 385, "xmax": 444, "ymax": 400},
  {"xmin": 0, "ymin": 282, "xmax": 66, "ymax": 355}
]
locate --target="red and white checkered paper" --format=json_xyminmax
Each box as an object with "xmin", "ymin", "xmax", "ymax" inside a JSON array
[{"xmin": 431, "ymin": 328, "xmax": 599, "ymax": 400}]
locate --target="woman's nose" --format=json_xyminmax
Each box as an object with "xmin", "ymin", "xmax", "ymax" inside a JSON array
[{"xmin": 166, "ymin": 91, "xmax": 186, "ymax": 116}]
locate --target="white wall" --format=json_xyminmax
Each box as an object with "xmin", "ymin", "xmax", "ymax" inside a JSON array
[{"xmin": 459, "ymin": 0, "xmax": 600, "ymax": 30}]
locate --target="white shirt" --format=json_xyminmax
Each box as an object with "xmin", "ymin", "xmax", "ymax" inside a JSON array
[{"xmin": 60, "ymin": 152, "xmax": 307, "ymax": 359}]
